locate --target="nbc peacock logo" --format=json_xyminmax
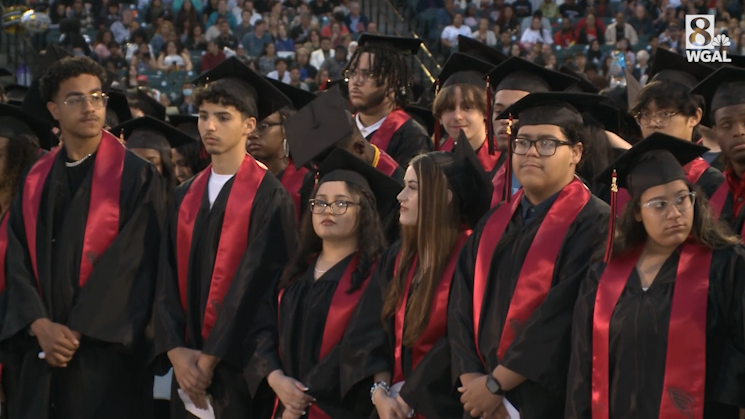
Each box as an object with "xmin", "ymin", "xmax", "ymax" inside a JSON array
[{"xmin": 685, "ymin": 15, "xmax": 732, "ymax": 63}]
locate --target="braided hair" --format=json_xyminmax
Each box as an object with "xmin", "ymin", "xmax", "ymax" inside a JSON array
[{"xmin": 344, "ymin": 45, "xmax": 414, "ymax": 109}]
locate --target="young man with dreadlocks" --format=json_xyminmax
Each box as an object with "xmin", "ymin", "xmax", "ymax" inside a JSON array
[{"xmin": 345, "ymin": 34, "xmax": 432, "ymax": 167}]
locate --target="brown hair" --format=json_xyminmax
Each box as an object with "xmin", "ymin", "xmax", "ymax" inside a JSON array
[
  {"xmin": 381, "ymin": 153, "xmax": 461, "ymax": 346},
  {"xmin": 613, "ymin": 182, "xmax": 739, "ymax": 255},
  {"xmin": 432, "ymin": 83, "xmax": 487, "ymax": 120}
]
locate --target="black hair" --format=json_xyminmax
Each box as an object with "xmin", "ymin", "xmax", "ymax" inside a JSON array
[
  {"xmin": 344, "ymin": 44, "xmax": 414, "ymax": 109},
  {"xmin": 2, "ymin": 134, "xmax": 39, "ymax": 197},
  {"xmin": 630, "ymin": 79, "xmax": 703, "ymax": 118},
  {"xmin": 192, "ymin": 79, "xmax": 258, "ymax": 118},
  {"xmin": 39, "ymin": 56, "xmax": 107, "ymax": 103},
  {"xmin": 174, "ymin": 140, "xmax": 210, "ymax": 176},
  {"xmin": 577, "ymin": 114, "xmax": 614, "ymax": 192},
  {"xmin": 126, "ymin": 130, "xmax": 178, "ymax": 193}
]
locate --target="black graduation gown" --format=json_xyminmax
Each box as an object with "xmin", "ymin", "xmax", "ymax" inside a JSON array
[
  {"xmin": 340, "ymin": 242, "xmax": 463, "ymax": 419},
  {"xmin": 0, "ymin": 149, "xmax": 166, "ymax": 419},
  {"xmin": 565, "ymin": 246, "xmax": 745, "ymax": 419},
  {"xmin": 152, "ymin": 171, "xmax": 297, "ymax": 419},
  {"xmin": 448, "ymin": 195, "xmax": 609, "ymax": 419},
  {"xmin": 365, "ymin": 119, "xmax": 433, "ymax": 168},
  {"xmin": 245, "ymin": 254, "xmax": 372, "ymax": 419}
]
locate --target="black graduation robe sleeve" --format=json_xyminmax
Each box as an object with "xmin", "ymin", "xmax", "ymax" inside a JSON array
[
  {"xmin": 244, "ymin": 279, "xmax": 283, "ymax": 398},
  {"xmin": 382, "ymin": 119, "xmax": 433, "ymax": 168},
  {"xmin": 696, "ymin": 167, "xmax": 725, "ymax": 199}
]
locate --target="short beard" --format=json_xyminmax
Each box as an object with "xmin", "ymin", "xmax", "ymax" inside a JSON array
[{"xmin": 354, "ymin": 87, "xmax": 387, "ymax": 113}]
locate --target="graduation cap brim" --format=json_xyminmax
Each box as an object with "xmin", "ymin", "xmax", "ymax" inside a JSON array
[
  {"xmin": 111, "ymin": 115, "xmax": 195, "ymax": 149},
  {"xmin": 356, "ymin": 34, "xmax": 422, "ymax": 55},
  {"xmin": 690, "ymin": 66, "xmax": 745, "ymax": 127},
  {"xmin": 0, "ymin": 68, "xmax": 13, "ymax": 78},
  {"xmin": 496, "ymin": 92, "xmax": 613, "ymax": 128},
  {"xmin": 134, "ymin": 90, "xmax": 166, "ymax": 121},
  {"xmin": 488, "ymin": 56, "xmax": 579, "ymax": 93},
  {"xmin": 457, "ymin": 36, "xmax": 508, "ymax": 66},
  {"xmin": 106, "ymin": 89, "xmax": 132, "ymax": 125},
  {"xmin": 285, "ymin": 84, "xmax": 352, "ymax": 169},
  {"xmin": 191, "ymin": 57, "xmax": 292, "ymax": 121},
  {"xmin": 264, "ymin": 76, "xmax": 317, "ymax": 112},
  {"xmin": 560, "ymin": 65, "xmax": 599, "ymax": 94},
  {"xmin": 648, "ymin": 48, "xmax": 714, "ymax": 89},
  {"xmin": 302, "ymin": 148, "xmax": 402, "ymax": 216},
  {"xmin": 436, "ymin": 52, "xmax": 496, "ymax": 91},
  {"xmin": 0, "ymin": 103, "xmax": 55, "ymax": 150},
  {"xmin": 596, "ymin": 132, "xmax": 709, "ymax": 192},
  {"xmin": 4, "ymin": 83, "xmax": 28, "ymax": 99},
  {"xmin": 169, "ymin": 114, "xmax": 198, "ymax": 127}
]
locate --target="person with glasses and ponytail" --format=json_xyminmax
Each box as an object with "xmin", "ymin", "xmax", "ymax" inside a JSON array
[
  {"xmin": 245, "ymin": 149, "xmax": 397, "ymax": 419},
  {"xmin": 566, "ymin": 133, "xmax": 745, "ymax": 419}
]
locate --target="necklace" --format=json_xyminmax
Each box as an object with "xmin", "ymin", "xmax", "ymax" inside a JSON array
[
  {"xmin": 65, "ymin": 154, "xmax": 93, "ymax": 168},
  {"xmin": 314, "ymin": 266, "xmax": 328, "ymax": 274}
]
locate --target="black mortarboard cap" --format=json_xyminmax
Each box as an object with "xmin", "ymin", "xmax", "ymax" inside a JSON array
[
  {"xmin": 264, "ymin": 76, "xmax": 317, "ymax": 111},
  {"xmin": 285, "ymin": 84, "xmax": 352, "ymax": 169},
  {"xmin": 169, "ymin": 114, "xmax": 201, "ymax": 140},
  {"xmin": 356, "ymin": 34, "xmax": 423, "ymax": 55},
  {"xmin": 648, "ymin": 48, "xmax": 714, "ymax": 90},
  {"xmin": 111, "ymin": 115, "xmax": 194, "ymax": 150},
  {"xmin": 690, "ymin": 66, "xmax": 745, "ymax": 125},
  {"xmin": 404, "ymin": 97, "xmax": 436, "ymax": 136},
  {"xmin": 436, "ymin": 52, "xmax": 495, "ymax": 90},
  {"xmin": 191, "ymin": 56, "xmax": 292, "ymax": 121},
  {"xmin": 496, "ymin": 92, "xmax": 612, "ymax": 129},
  {"xmin": 133, "ymin": 89, "xmax": 166, "ymax": 121},
  {"xmin": 707, "ymin": 53, "xmax": 745, "ymax": 69},
  {"xmin": 4, "ymin": 84, "xmax": 28, "ymax": 106},
  {"xmin": 306, "ymin": 148, "xmax": 402, "ymax": 215},
  {"xmin": 560, "ymin": 65, "xmax": 599, "ymax": 94},
  {"xmin": 457, "ymin": 35, "xmax": 508, "ymax": 66},
  {"xmin": 0, "ymin": 68, "xmax": 13, "ymax": 78},
  {"xmin": 106, "ymin": 89, "xmax": 132, "ymax": 127},
  {"xmin": 20, "ymin": 79, "xmax": 55, "ymax": 126},
  {"xmin": 489, "ymin": 56, "xmax": 579, "ymax": 93},
  {"xmin": 37, "ymin": 44, "xmax": 72, "ymax": 79},
  {"xmin": 0, "ymin": 103, "xmax": 55, "ymax": 150},
  {"xmin": 625, "ymin": 68, "xmax": 642, "ymax": 110}
]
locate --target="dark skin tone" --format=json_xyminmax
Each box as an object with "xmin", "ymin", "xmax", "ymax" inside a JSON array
[
  {"xmin": 129, "ymin": 147, "xmax": 163, "ymax": 174},
  {"xmin": 245, "ymin": 112, "xmax": 288, "ymax": 176},
  {"xmin": 171, "ymin": 148, "xmax": 194, "ymax": 184},
  {"xmin": 714, "ymin": 103, "xmax": 745, "ymax": 178}
]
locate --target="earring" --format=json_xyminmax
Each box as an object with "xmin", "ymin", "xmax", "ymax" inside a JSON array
[{"xmin": 283, "ymin": 138, "xmax": 290, "ymax": 158}]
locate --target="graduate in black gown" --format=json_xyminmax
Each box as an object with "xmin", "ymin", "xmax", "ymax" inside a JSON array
[
  {"xmin": 0, "ymin": 56, "xmax": 167, "ymax": 419},
  {"xmin": 168, "ymin": 115, "xmax": 211, "ymax": 185},
  {"xmin": 130, "ymin": 89, "xmax": 167, "ymax": 121},
  {"xmin": 566, "ymin": 133, "xmax": 745, "ymax": 419},
  {"xmin": 448, "ymin": 93, "xmax": 610, "ymax": 419},
  {"xmin": 344, "ymin": 34, "xmax": 431, "ymax": 167},
  {"xmin": 690, "ymin": 66, "xmax": 745, "ymax": 238},
  {"xmin": 340, "ymin": 130, "xmax": 493, "ymax": 419},
  {"xmin": 152, "ymin": 57, "xmax": 297, "ymax": 419},
  {"xmin": 104, "ymin": 89, "xmax": 132, "ymax": 129},
  {"xmin": 245, "ymin": 148, "xmax": 399, "ymax": 419}
]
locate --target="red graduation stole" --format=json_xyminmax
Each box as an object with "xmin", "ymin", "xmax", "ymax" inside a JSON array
[
  {"xmin": 370, "ymin": 109, "xmax": 411, "ymax": 152},
  {"xmin": 490, "ymin": 160, "xmax": 507, "ymax": 209},
  {"xmin": 475, "ymin": 142, "xmax": 500, "ymax": 174},
  {"xmin": 275, "ymin": 253, "xmax": 370, "ymax": 419},
  {"xmin": 439, "ymin": 137, "xmax": 455, "ymax": 152},
  {"xmin": 280, "ymin": 159, "xmax": 309, "ymax": 222},
  {"xmin": 591, "ymin": 241, "xmax": 710, "ymax": 419},
  {"xmin": 176, "ymin": 155, "xmax": 266, "ymax": 340},
  {"xmin": 392, "ymin": 232, "xmax": 470, "ymax": 385},
  {"xmin": 472, "ymin": 179, "xmax": 590, "ymax": 362},
  {"xmin": 373, "ymin": 146, "xmax": 399, "ymax": 177},
  {"xmin": 22, "ymin": 131, "xmax": 125, "ymax": 292}
]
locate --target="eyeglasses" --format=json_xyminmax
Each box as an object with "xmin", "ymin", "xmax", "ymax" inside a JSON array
[
  {"xmin": 62, "ymin": 93, "xmax": 109, "ymax": 109},
  {"xmin": 635, "ymin": 111, "xmax": 678, "ymax": 127},
  {"xmin": 512, "ymin": 138, "xmax": 573, "ymax": 156},
  {"xmin": 309, "ymin": 199, "xmax": 358, "ymax": 215},
  {"xmin": 344, "ymin": 69, "xmax": 374, "ymax": 82},
  {"xmin": 252, "ymin": 121, "xmax": 283, "ymax": 136},
  {"xmin": 641, "ymin": 192, "xmax": 696, "ymax": 217}
]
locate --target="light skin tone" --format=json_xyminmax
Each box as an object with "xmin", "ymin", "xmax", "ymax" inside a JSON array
[
  {"xmin": 440, "ymin": 86, "xmax": 487, "ymax": 151},
  {"xmin": 171, "ymin": 148, "xmax": 194, "ymax": 184},
  {"xmin": 493, "ymin": 89, "xmax": 528, "ymax": 151},
  {"xmin": 245, "ymin": 112, "xmax": 287, "ymax": 176},
  {"xmin": 130, "ymin": 147, "xmax": 163, "ymax": 174},
  {"xmin": 397, "ymin": 165, "xmax": 419, "ymax": 226},
  {"xmin": 714, "ymin": 103, "xmax": 745, "ymax": 177},
  {"xmin": 637, "ymin": 101, "xmax": 702, "ymax": 141},
  {"xmin": 349, "ymin": 52, "xmax": 397, "ymax": 127}
]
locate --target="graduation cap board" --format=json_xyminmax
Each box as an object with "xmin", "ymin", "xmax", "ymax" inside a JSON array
[
  {"xmin": 648, "ymin": 48, "xmax": 714, "ymax": 90},
  {"xmin": 169, "ymin": 114, "xmax": 201, "ymax": 140},
  {"xmin": 435, "ymin": 52, "xmax": 496, "ymax": 90},
  {"xmin": 264, "ymin": 76, "xmax": 317, "ymax": 111},
  {"xmin": 4, "ymin": 84, "xmax": 28, "ymax": 106},
  {"xmin": 690, "ymin": 66, "xmax": 745, "ymax": 127},
  {"xmin": 132, "ymin": 90, "xmax": 166, "ymax": 121},
  {"xmin": 404, "ymin": 97, "xmax": 436, "ymax": 136},
  {"xmin": 560, "ymin": 65, "xmax": 599, "ymax": 94},
  {"xmin": 106, "ymin": 89, "xmax": 132, "ymax": 127},
  {"xmin": 496, "ymin": 92, "xmax": 616, "ymax": 130},
  {"xmin": 111, "ymin": 115, "xmax": 195, "ymax": 150},
  {"xmin": 191, "ymin": 56, "xmax": 292, "ymax": 121},
  {"xmin": 457, "ymin": 35, "xmax": 508, "ymax": 67},
  {"xmin": 285, "ymin": 84, "xmax": 352, "ymax": 169},
  {"xmin": 356, "ymin": 34, "xmax": 423, "ymax": 55},
  {"xmin": 0, "ymin": 103, "xmax": 55, "ymax": 150},
  {"xmin": 488, "ymin": 56, "xmax": 579, "ymax": 93},
  {"xmin": 21, "ymin": 45, "xmax": 75, "ymax": 127}
]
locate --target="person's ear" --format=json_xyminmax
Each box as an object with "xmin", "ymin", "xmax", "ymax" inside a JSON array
[{"xmin": 47, "ymin": 100, "xmax": 61, "ymax": 122}]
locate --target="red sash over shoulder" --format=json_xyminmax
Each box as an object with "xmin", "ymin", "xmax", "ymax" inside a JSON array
[
  {"xmin": 22, "ymin": 131, "xmax": 125, "ymax": 292},
  {"xmin": 374, "ymin": 146, "xmax": 399, "ymax": 177},
  {"xmin": 280, "ymin": 160, "xmax": 309, "ymax": 221},
  {"xmin": 591, "ymin": 242, "xmax": 710, "ymax": 419},
  {"xmin": 177, "ymin": 155, "xmax": 266, "ymax": 339},
  {"xmin": 393, "ymin": 232, "xmax": 470, "ymax": 384},
  {"xmin": 473, "ymin": 179, "xmax": 590, "ymax": 362},
  {"xmin": 370, "ymin": 110, "xmax": 411, "ymax": 152}
]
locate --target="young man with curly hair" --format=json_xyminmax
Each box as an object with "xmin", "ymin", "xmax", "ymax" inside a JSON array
[{"xmin": 0, "ymin": 55, "xmax": 167, "ymax": 419}]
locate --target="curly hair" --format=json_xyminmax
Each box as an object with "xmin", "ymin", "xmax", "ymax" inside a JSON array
[
  {"xmin": 39, "ymin": 56, "xmax": 107, "ymax": 103},
  {"xmin": 192, "ymin": 79, "xmax": 258, "ymax": 118},
  {"xmin": 174, "ymin": 140, "xmax": 210, "ymax": 176},
  {"xmin": 344, "ymin": 45, "xmax": 414, "ymax": 109},
  {"xmin": 2, "ymin": 135, "xmax": 39, "ymax": 196},
  {"xmin": 279, "ymin": 180, "xmax": 386, "ymax": 293}
]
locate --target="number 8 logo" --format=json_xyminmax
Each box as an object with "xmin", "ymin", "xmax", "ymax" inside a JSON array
[{"xmin": 689, "ymin": 17, "xmax": 711, "ymax": 47}]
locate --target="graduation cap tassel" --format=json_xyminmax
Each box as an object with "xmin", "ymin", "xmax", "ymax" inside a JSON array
[
  {"xmin": 119, "ymin": 131, "xmax": 126, "ymax": 145},
  {"xmin": 604, "ymin": 170, "xmax": 618, "ymax": 263},
  {"xmin": 504, "ymin": 114, "xmax": 514, "ymax": 202},
  {"xmin": 434, "ymin": 79, "xmax": 441, "ymax": 151},
  {"xmin": 485, "ymin": 76, "xmax": 495, "ymax": 156}
]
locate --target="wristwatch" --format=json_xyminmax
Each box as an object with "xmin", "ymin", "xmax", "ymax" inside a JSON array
[{"xmin": 485, "ymin": 375, "xmax": 506, "ymax": 396}]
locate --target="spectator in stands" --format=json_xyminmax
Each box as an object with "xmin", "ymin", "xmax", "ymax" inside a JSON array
[
  {"xmin": 496, "ymin": 5, "xmax": 519, "ymax": 35},
  {"xmin": 68, "ymin": 0, "xmax": 95, "ymax": 30},
  {"xmin": 554, "ymin": 18, "xmax": 577, "ymax": 47},
  {"xmin": 215, "ymin": 18, "xmax": 240, "ymax": 49},
  {"xmin": 146, "ymin": 0, "xmax": 165, "ymax": 25},
  {"xmin": 559, "ymin": 0, "xmax": 582, "ymax": 20},
  {"xmin": 285, "ymin": 0, "xmax": 303, "ymax": 12},
  {"xmin": 99, "ymin": 2, "xmax": 120, "ymax": 31},
  {"xmin": 295, "ymin": 47, "xmax": 318, "ymax": 83},
  {"xmin": 315, "ymin": 68, "xmax": 330, "ymax": 90},
  {"xmin": 519, "ymin": 9, "xmax": 551, "ymax": 36},
  {"xmin": 587, "ymin": 38, "xmax": 603, "ymax": 65},
  {"xmin": 50, "ymin": 2, "xmax": 67, "ymax": 26},
  {"xmin": 288, "ymin": 66, "xmax": 310, "ymax": 91},
  {"xmin": 207, "ymin": 0, "xmax": 238, "ymax": 29},
  {"xmin": 274, "ymin": 24, "xmax": 295, "ymax": 52},
  {"xmin": 237, "ymin": 0, "xmax": 262, "ymax": 26},
  {"xmin": 633, "ymin": 49, "xmax": 650, "ymax": 84},
  {"xmin": 509, "ymin": 42, "xmax": 522, "ymax": 57},
  {"xmin": 736, "ymin": 32, "xmax": 745, "ymax": 55},
  {"xmin": 105, "ymin": 42, "xmax": 129, "ymax": 70},
  {"xmin": 123, "ymin": 64, "xmax": 140, "ymax": 88},
  {"xmin": 258, "ymin": 42, "xmax": 279, "ymax": 74},
  {"xmin": 366, "ymin": 22, "xmax": 380, "ymax": 35},
  {"xmin": 203, "ymin": 0, "xmax": 220, "ymax": 22},
  {"xmin": 133, "ymin": 42, "xmax": 157, "ymax": 71},
  {"xmin": 310, "ymin": 36, "xmax": 334, "ymax": 69},
  {"xmin": 464, "ymin": 5, "xmax": 479, "ymax": 29},
  {"xmin": 473, "ymin": 18, "xmax": 498, "ymax": 47},
  {"xmin": 599, "ymin": 55, "xmax": 613, "ymax": 77},
  {"xmin": 605, "ymin": 12, "xmax": 638, "ymax": 45},
  {"xmin": 573, "ymin": 50, "xmax": 587, "ymax": 72},
  {"xmin": 521, "ymin": 15, "xmax": 553, "ymax": 49},
  {"xmin": 150, "ymin": 21, "xmax": 176, "ymax": 56},
  {"xmin": 441, "ymin": 14, "xmax": 473, "ymax": 52},
  {"xmin": 242, "ymin": 19, "xmax": 273, "ymax": 57},
  {"xmin": 437, "ymin": 0, "xmax": 457, "ymax": 31},
  {"xmin": 175, "ymin": 0, "xmax": 200, "ymax": 34},
  {"xmin": 178, "ymin": 19, "xmax": 194, "ymax": 44},
  {"xmin": 126, "ymin": 28, "xmax": 150, "ymax": 59},
  {"xmin": 94, "ymin": 30, "xmax": 113, "ymax": 61},
  {"xmin": 303, "ymin": 29, "xmax": 322, "ymax": 52},
  {"xmin": 496, "ymin": 31, "xmax": 513, "ymax": 55},
  {"xmin": 201, "ymin": 39, "xmax": 226, "ymax": 70},
  {"xmin": 329, "ymin": 21, "xmax": 347, "ymax": 47},
  {"xmin": 233, "ymin": 10, "xmax": 253, "ymax": 40},
  {"xmin": 322, "ymin": 8, "xmax": 349, "ymax": 37},
  {"xmin": 344, "ymin": 2, "xmax": 368, "ymax": 34},
  {"xmin": 291, "ymin": 13, "xmax": 313, "ymax": 42},
  {"xmin": 185, "ymin": 24, "xmax": 208, "ymax": 49},
  {"xmin": 658, "ymin": 20, "xmax": 683, "ymax": 53},
  {"xmin": 310, "ymin": 0, "xmax": 333, "ymax": 17},
  {"xmin": 539, "ymin": 0, "xmax": 559, "ymax": 19},
  {"xmin": 512, "ymin": 0, "xmax": 532, "ymax": 18},
  {"xmin": 628, "ymin": 4, "xmax": 654, "ymax": 36},
  {"xmin": 157, "ymin": 40, "xmax": 194, "ymax": 71},
  {"xmin": 577, "ymin": 13, "xmax": 605, "ymax": 44},
  {"xmin": 545, "ymin": 53, "xmax": 557, "ymax": 69},
  {"xmin": 268, "ymin": 0, "xmax": 288, "ymax": 26},
  {"xmin": 267, "ymin": 57, "xmax": 291, "ymax": 82},
  {"xmin": 575, "ymin": 6, "xmax": 606, "ymax": 34},
  {"xmin": 322, "ymin": 45, "xmax": 347, "ymax": 80},
  {"xmin": 595, "ymin": 0, "xmax": 613, "ymax": 18}
]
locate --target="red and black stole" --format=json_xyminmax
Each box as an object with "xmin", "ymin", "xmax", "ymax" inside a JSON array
[
  {"xmin": 280, "ymin": 159, "xmax": 309, "ymax": 222},
  {"xmin": 176, "ymin": 155, "xmax": 267, "ymax": 339},
  {"xmin": 369, "ymin": 110, "xmax": 411, "ymax": 153},
  {"xmin": 592, "ymin": 241, "xmax": 710, "ymax": 419},
  {"xmin": 373, "ymin": 145, "xmax": 399, "ymax": 177},
  {"xmin": 472, "ymin": 179, "xmax": 591, "ymax": 362},
  {"xmin": 23, "ymin": 131, "xmax": 126, "ymax": 294}
]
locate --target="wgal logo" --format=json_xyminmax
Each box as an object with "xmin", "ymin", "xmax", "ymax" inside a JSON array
[{"xmin": 685, "ymin": 15, "xmax": 732, "ymax": 63}]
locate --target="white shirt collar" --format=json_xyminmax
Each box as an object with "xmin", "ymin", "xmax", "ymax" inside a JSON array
[{"xmin": 355, "ymin": 113, "xmax": 387, "ymax": 139}]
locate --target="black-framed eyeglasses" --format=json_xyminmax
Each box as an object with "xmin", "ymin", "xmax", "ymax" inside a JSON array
[
  {"xmin": 512, "ymin": 138, "xmax": 573, "ymax": 156},
  {"xmin": 641, "ymin": 192, "xmax": 696, "ymax": 217},
  {"xmin": 309, "ymin": 199, "xmax": 358, "ymax": 215},
  {"xmin": 62, "ymin": 93, "xmax": 109, "ymax": 109},
  {"xmin": 634, "ymin": 111, "xmax": 678, "ymax": 128},
  {"xmin": 253, "ymin": 121, "xmax": 283, "ymax": 136}
]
